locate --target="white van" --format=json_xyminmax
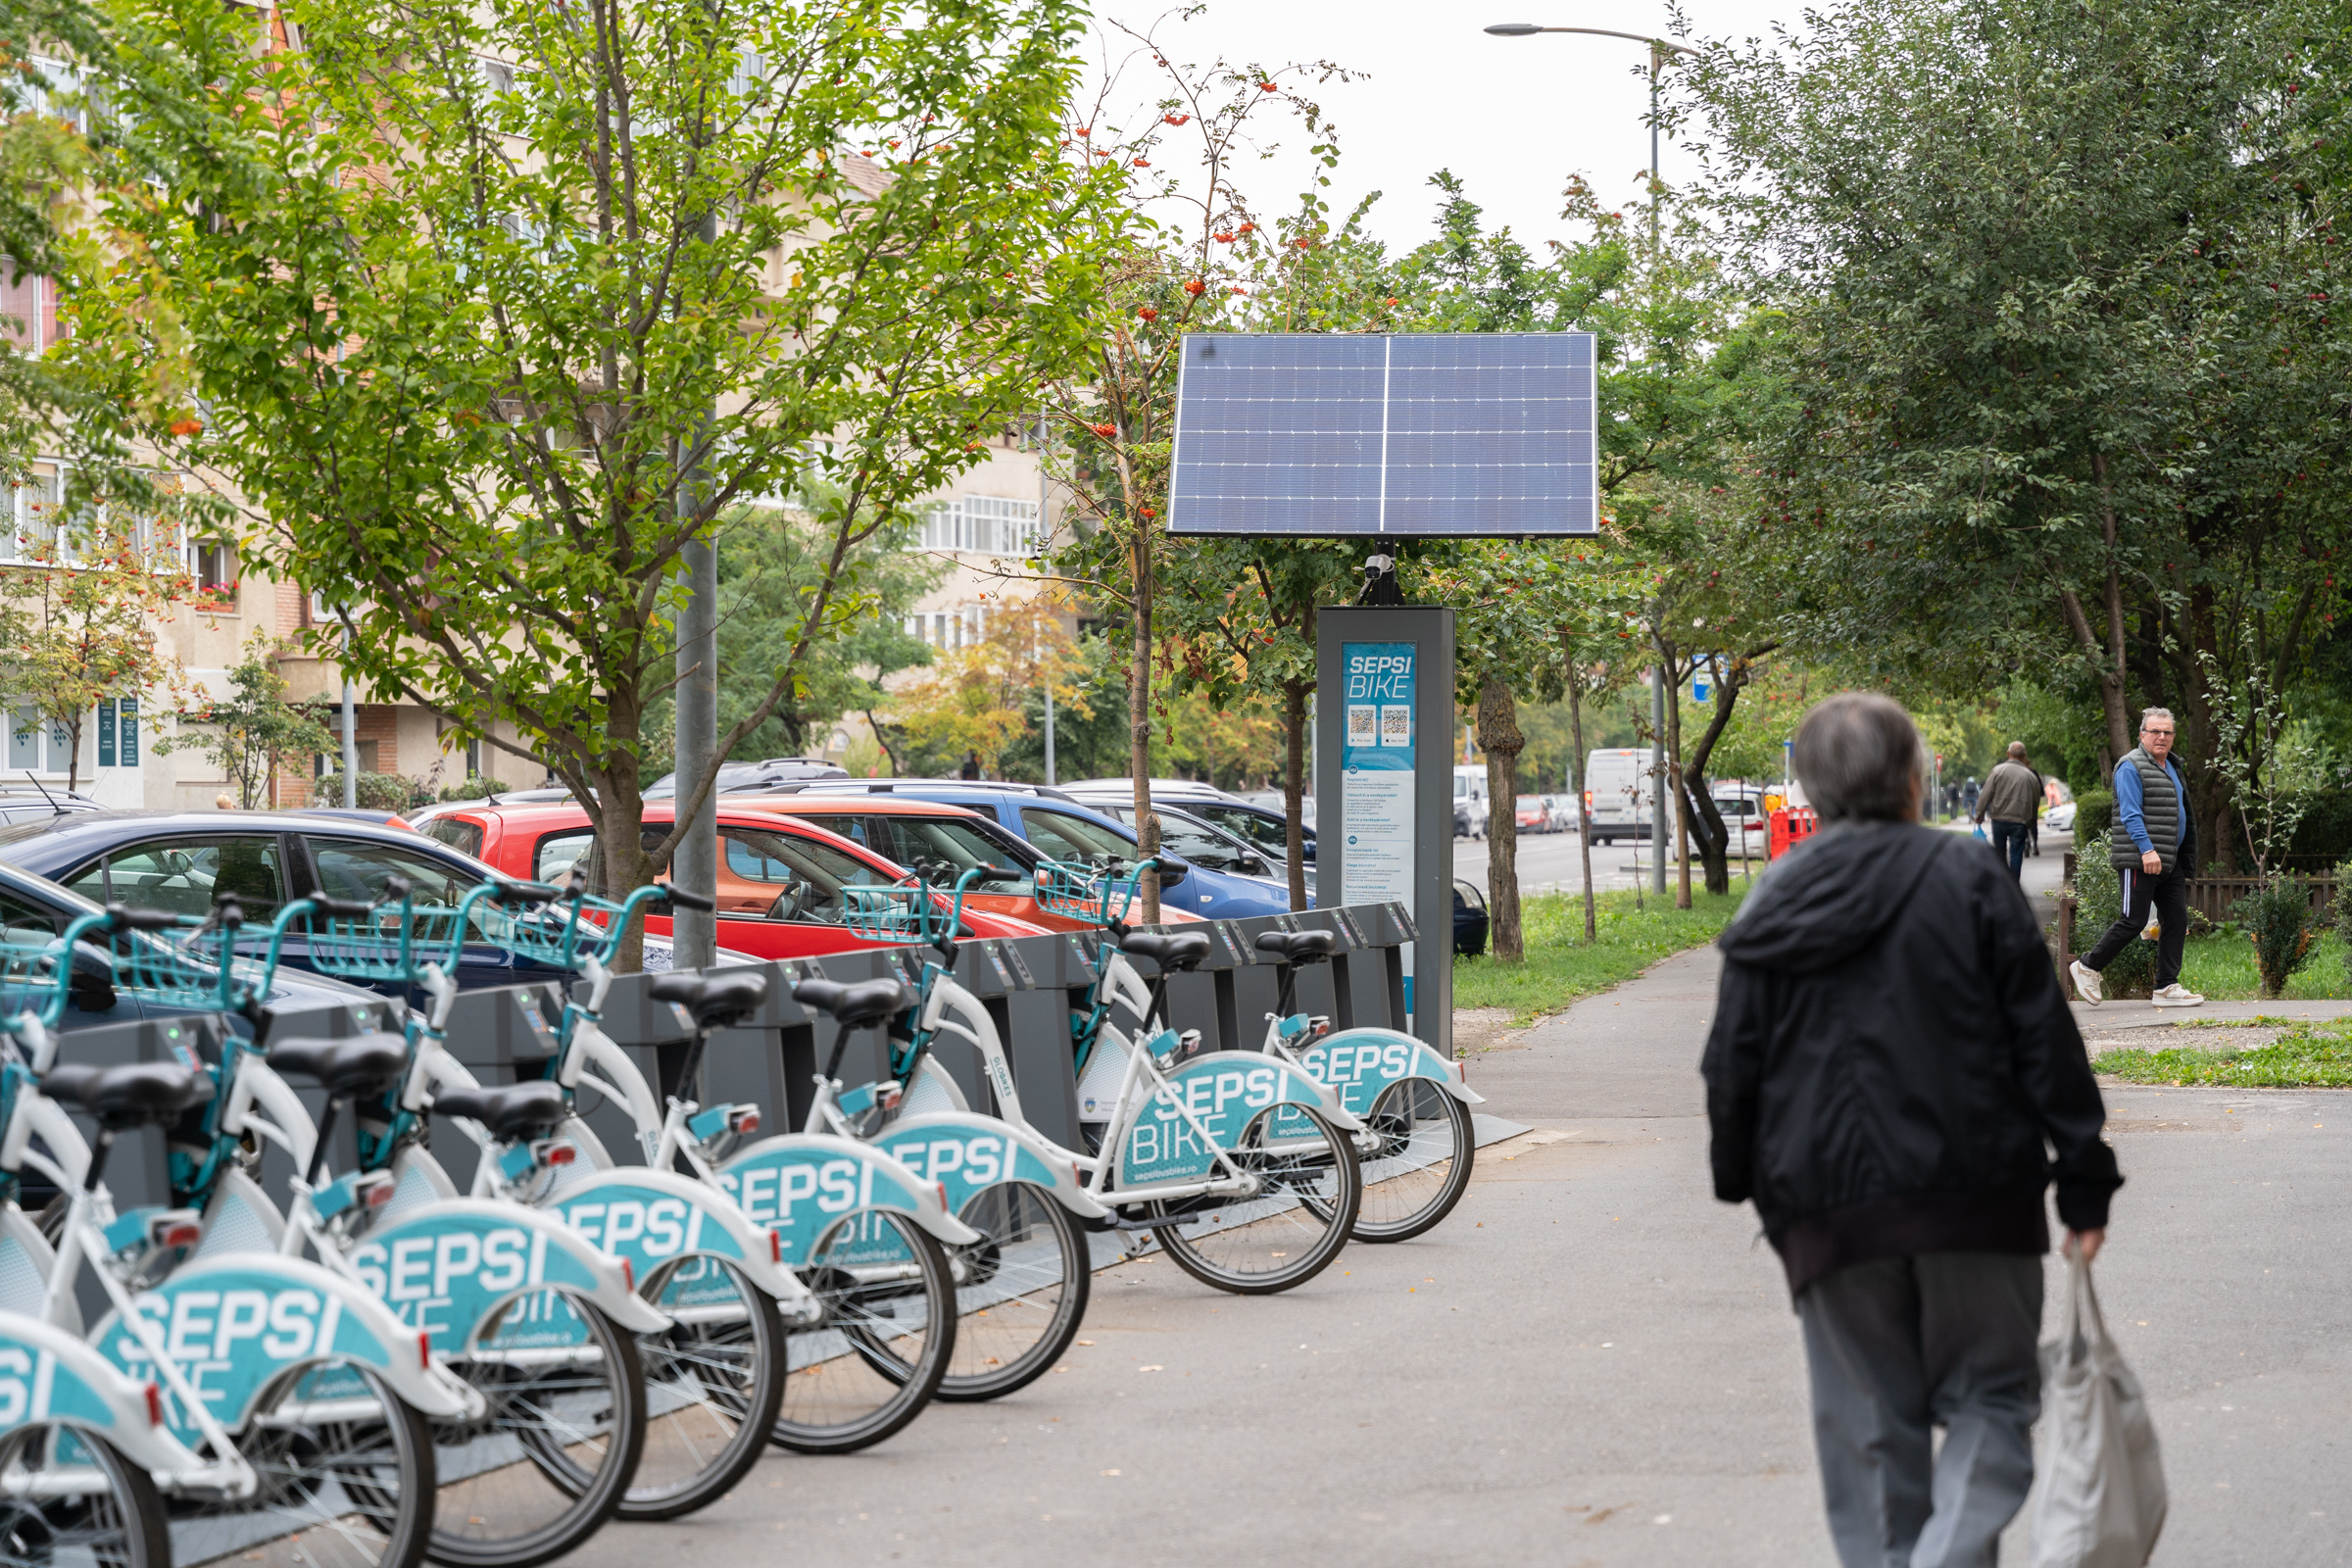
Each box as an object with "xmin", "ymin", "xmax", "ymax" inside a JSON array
[
  {"xmin": 1582, "ymin": 748, "xmax": 1674, "ymax": 844},
  {"xmin": 1451, "ymin": 765, "xmax": 1489, "ymax": 840}
]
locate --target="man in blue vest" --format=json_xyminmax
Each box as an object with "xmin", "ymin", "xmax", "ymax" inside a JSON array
[{"xmin": 2071, "ymin": 708, "xmax": 2205, "ymax": 1008}]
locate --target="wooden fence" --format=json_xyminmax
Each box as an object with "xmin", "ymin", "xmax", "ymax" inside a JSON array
[{"xmin": 2055, "ymin": 853, "xmax": 2338, "ymax": 967}]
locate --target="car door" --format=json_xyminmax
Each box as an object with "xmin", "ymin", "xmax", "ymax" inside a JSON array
[
  {"xmin": 0, "ymin": 883, "xmax": 142, "ymax": 1029},
  {"xmin": 866, "ymin": 814, "xmax": 1040, "ymax": 924},
  {"xmin": 691, "ymin": 826, "xmax": 901, "ymax": 960},
  {"xmin": 63, "ymin": 833, "xmax": 301, "ymax": 1018},
  {"xmin": 295, "ymin": 833, "xmax": 523, "ymax": 991}
]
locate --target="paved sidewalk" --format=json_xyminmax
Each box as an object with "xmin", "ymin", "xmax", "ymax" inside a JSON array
[{"xmin": 559, "ymin": 843, "xmax": 2350, "ymax": 1567}]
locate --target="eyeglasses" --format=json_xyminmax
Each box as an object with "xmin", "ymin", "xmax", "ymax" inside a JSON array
[{"xmin": 2142, "ymin": 728, "xmax": 2175, "ymax": 738}]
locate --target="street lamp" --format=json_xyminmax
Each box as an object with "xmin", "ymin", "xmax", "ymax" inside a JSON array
[{"xmin": 1487, "ymin": 21, "xmax": 1697, "ymax": 897}]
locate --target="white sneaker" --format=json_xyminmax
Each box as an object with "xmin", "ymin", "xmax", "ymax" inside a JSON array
[
  {"xmin": 2151, "ymin": 983, "xmax": 2206, "ymax": 1008},
  {"xmin": 2070, "ymin": 960, "xmax": 2103, "ymax": 1006}
]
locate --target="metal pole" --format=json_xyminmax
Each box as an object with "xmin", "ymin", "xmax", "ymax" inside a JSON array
[
  {"xmin": 672, "ymin": 225, "xmax": 719, "ymax": 966},
  {"xmin": 339, "ymin": 623, "xmax": 357, "ymax": 809},
  {"xmin": 1039, "ymin": 418, "xmax": 1055, "ymax": 785},
  {"xmin": 1650, "ymin": 663, "xmax": 1667, "ymax": 896}
]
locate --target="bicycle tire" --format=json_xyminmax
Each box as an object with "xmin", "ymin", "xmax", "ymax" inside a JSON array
[
  {"xmin": 173, "ymin": 1359, "xmax": 436, "ymax": 1568},
  {"xmin": 426, "ymin": 1292, "xmax": 645, "ymax": 1568},
  {"xmin": 1350, "ymin": 1080, "xmax": 1476, "ymax": 1243},
  {"xmin": 770, "ymin": 1209, "xmax": 955, "ymax": 1454},
  {"xmin": 1151, "ymin": 1102, "xmax": 1360, "ymax": 1295},
  {"xmin": 0, "ymin": 1425, "xmax": 172, "ymax": 1568},
  {"xmin": 616, "ymin": 1256, "xmax": 786, "ymax": 1520},
  {"xmin": 936, "ymin": 1183, "xmax": 1091, "ymax": 1402}
]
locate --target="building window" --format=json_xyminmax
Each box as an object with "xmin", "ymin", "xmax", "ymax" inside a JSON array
[
  {"xmin": 918, "ymin": 495, "xmax": 1042, "ymax": 557},
  {"xmin": 190, "ymin": 537, "xmax": 237, "ymax": 606}
]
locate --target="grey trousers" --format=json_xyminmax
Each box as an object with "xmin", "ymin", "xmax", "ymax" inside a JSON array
[{"xmin": 1797, "ymin": 1252, "xmax": 2043, "ymax": 1568}]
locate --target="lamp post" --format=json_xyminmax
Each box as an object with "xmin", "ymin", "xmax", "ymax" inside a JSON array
[{"xmin": 1487, "ymin": 22, "xmax": 1696, "ymax": 894}]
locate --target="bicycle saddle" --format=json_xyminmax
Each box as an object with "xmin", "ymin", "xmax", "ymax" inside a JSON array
[
  {"xmin": 649, "ymin": 969, "xmax": 771, "ymax": 1029},
  {"xmin": 791, "ymin": 977, "xmax": 914, "ymax": 1030},
  {"xmin": 42, "ymin": 1062, "xmax": 215, "ymax": 1129},
  {"xmin": 430, "ymin": 1080, "xmax": 568, "ymax": 1141},
  {"xmin": 268, "ymin": 1033, "xmax": 411, "ymax": 1097},
  {"xmin": 1254, "ymin": 930, "xmax": 1336, "ymax": 962},
  {"xmin": 1117, "ymin": 931, "xmax": 1213, "ymax": 972}
]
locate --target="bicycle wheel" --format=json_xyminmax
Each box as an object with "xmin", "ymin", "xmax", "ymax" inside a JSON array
[
  {"xmin": 427, "ymin": 1290, "xmax": 645, "ymax": 1568},
  {"xmin": 770, "ymin": 1209, "xmax": 954, "ymax": 1454},
  {"xmin": 1151, "ymin": 1102, "xmax": 1360, "ymax": 1295},
  {"xmin": 169, "ymin": 1360, "xmax": 434, "ymax": 1568},
  {"xmin": 937, "ymin": 1183, "xmax": 1091, "ymax": 1402},
  {"xmin": 616, "ymin": 1256, "xmax": 785, "ymax": 1521},
  {"xmin": 0, "ymin": 1425, "xmax": 171, "ymax": 1568},
  {"xmin": 1351, "ymin": 1079, "xmax": 1475, "ymax": 1243}
]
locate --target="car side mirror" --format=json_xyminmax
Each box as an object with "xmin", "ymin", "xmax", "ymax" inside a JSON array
[
  {"xmin": 1241, "ymin": 855, "xmax": 1271, "ymax": 878},
  {"xmin": 68, "ymin": 944, "xmax": 118, "ymax": 1012}
]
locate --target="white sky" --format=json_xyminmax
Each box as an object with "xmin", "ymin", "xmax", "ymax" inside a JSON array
[{"xmin": 1082, "ymin": 1, "xmax": 1797, "ymax": 257}]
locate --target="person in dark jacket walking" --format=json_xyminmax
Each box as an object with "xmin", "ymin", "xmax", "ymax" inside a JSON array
[
  {"xmin": 1973, "ymin": 741, "xmax": 2043, "ymax": 880},
  {"xmin": 2071, "ymin": 708, "xmax": 2204, "ymax": 1008},
  {"xmin": 1703, "ymin": 692, "xmax": 2121, "ymax": 1568}
]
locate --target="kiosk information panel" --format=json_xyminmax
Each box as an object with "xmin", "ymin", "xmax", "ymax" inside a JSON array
[{"xmin": 1317, "ymin": 606, "xmax": 1456, "ymax": 1056}]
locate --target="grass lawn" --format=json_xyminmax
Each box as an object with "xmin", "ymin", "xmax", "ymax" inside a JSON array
[
  {"xmin": 2125, "ymin": 931, "xmax": 2352, "ymax": 1003},
  {"xmin": 1451, "ymin": 878, "xmax": 1752, "ymax": 1025},
  {"xmin": 2094, "ymin": 1016, "xmax": 2352, "ymax": 1087}
]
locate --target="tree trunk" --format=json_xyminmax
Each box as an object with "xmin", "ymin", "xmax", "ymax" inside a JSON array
[
  {"xmin": 581, "ymin": 766, "xmax": 654, "ymax": 974},
  {"xmin": 1130, "ymin": 525, "xmax": 1159, "ymax": 922},
  {"xmin": 1681, "ymin": 668, "xmax": 1744, "ymax": 897},
  {"xmin": 64, "ymin": 714, "xmax": 81, "ymax": 795},
  {"xmin": 1664, "ymin": 673, "xmax": 1691, "ymax": 909},
  {"xmin": 1281, "ymin": 677, "xmax": 1309, "ymax": 910},
  {"xmin": 1477, "ymin": 677, "xmax": 1524, "ymax": 962},
  {"xmin": 1567, "ymin": 674, "xmax": 1595, "ymax": 945}
]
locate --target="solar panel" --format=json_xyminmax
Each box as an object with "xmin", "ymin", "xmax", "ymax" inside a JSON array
[{"xmin": 1166, "ymin": 332, "xmax": 1597, "ymax": 537}]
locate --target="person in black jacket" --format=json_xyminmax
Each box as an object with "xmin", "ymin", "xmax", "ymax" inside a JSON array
[{"xmin": 1702, "ymin": 692, "xmax": 2121, "ymax": 1568}]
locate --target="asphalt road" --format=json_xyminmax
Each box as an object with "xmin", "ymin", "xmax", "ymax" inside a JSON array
[{"xmin": 558, "ymin": 830, "xmax": 2350, "ymax": 1567}]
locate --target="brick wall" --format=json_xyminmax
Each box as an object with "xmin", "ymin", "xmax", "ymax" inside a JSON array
[{"xmin": 274, "ymin": 703, "xmax": 402, "ymax": 807}]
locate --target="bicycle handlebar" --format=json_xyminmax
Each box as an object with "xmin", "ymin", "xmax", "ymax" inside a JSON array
[{"xmin": 655, "ymin": 884, "xmax": 715, "ymax": 912}]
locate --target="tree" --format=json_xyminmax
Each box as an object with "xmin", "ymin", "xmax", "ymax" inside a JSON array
[
  {"xmin": 885, "ymin": 593, "xmax": 1087, "ymax": 778},
  {"xmin": 156, "ymin": 634, "xmax": 335, "ymax": 808},
  {"xmin": 1686, "ymin": 0, "xmax": 2352, "ymax": 872},
  {"xmin": 103, "ymin": 0, "xmax": 1115, "ymax": 966},
  {"xmin": 0, "ymin": 503, "xmax": 197, "ymax": 792},
  {"xmin": 1038, "ymin": 20, "xmax": 1354, "ymax": 920}
]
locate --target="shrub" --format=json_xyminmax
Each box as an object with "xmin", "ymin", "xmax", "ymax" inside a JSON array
[
  {"xmin": 2233, "ymin": 876, "xmax": 2319, "ymax": 1000},
  {"xmin": 2072, "ymin": 789, "xmax": 2115, "ymax": 849},
  {"xmin": 313, "ymin": 772, "xmax": 433, "ymax": 812},
  {"xmin": 438, "ymin": 774, "xmax": 510, "ymax": 803},
  {"xmin": 2070, "ymin": 856, "xmax": 2154, "ymax": 998}
]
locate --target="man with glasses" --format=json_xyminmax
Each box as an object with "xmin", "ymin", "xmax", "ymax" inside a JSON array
[{"xmin": 2072, "ymin": 708, "xmax": 2205, "ymax": 1007}]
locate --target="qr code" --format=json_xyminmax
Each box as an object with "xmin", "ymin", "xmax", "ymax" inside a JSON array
[
  {"xmin": 1380, "ymin": 705, "xmax": 1411, "ymax": 746},
  {"xmin": 1348, "ymin": 705, "xmax": 1377, "ymax": 747}
]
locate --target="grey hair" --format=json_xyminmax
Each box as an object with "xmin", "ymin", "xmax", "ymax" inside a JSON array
[
  {"xmin": 2006, "ymin": 740, "xmax": 2027, "ymax": 758},
  {"xmin": 1792, "ymin": 693, "xmax": 1924, "ymax": 822},
  {"xmin": 2139, "ymin": 707, "xmax": 2176, "ymax": 730}
]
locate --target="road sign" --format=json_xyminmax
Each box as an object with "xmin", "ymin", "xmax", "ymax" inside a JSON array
[
  {"xmin": 1168, "ymin": 332, "xmax": 1598, "ymax": 537},
  {"xmin": 1691, "ymin": 671, "xmax": 1711, "ymax": 705}
]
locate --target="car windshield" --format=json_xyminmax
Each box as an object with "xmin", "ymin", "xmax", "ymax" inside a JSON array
[
  {"xmin": 1193, "ymin": 803, "xmax": 1292, "ymax": 857},
  {"xmin": 1517, "ymin": 796, "xmax": 1544, "ymax": 810},
  {"xmin": 1155, "ymin": 814, "xmax": 1255, "ymax": 874},
  {"xmin": 1019, "ymin": 808, "xmax": 1141, "ymax": 872},
  {"xmin": 871, "ymin": 818, "xmax": 1032, "ymax": 896}
]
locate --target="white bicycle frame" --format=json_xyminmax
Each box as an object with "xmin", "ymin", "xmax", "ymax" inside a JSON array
[
  {"xmin": 1, "ymin": 1017, "xmax": 259, "ymax": 1496},
  {"xmin": 808, "ymin": 948, "xmax": 1358, "ymax": 1213}
]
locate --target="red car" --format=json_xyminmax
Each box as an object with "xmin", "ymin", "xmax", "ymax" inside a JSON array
[
  {"xmin": 416, "ymin": 801, "xmax": 1052, "ymax": 960},
  {"xmin": 717, "ymin": 794, "xmax": 1201, "ymax": 934}
]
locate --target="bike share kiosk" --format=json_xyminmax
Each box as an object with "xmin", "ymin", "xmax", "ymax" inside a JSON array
[{"xmin": 1167, "ymin": 328, "xmax": 1601, "ymax": 1060}]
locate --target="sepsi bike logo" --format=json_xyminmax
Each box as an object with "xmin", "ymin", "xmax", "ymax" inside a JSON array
[
  {"xmin": 1299, "ymin": 1037, "xmax": 1417, "ymax": 1112},
  {"xmin": 717, "ymin": 1157, "xmax": 884, "ymax": 1227},
  {"xmin": 559, "ymin": 1197, "xmax": 707, "ymax": 1261},
  {"xmin": 351, "ymin": 1227, "xmax": 541, "ymax": 1340},
  {"xmin": 109, "ymin": 1287, "xmax": 348, "ymax": 1426},
  {"xmin": 1124, "ymin": 1063, "xmax": 1285, "ymax": 1174},
  {"xmin": 881, "ymin": 1132, "xmax": 1014, "ymax": 1189},
  {"xmin": 1345, "ymin": 652, "xmax": 1412, "ymax": 704}
]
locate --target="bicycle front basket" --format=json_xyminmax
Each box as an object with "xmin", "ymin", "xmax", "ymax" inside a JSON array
[
  {"xmin": 840, "ymin": 876, "xmax": 935, "ymax": 944},
  {"xmin": 480, "ymin": 895, "xmax": 616, "ymax": 968},
  {"xmin": 0, "ymin": 937, "xmax": 74, "ymax": 1032},
  {"xmin": 110, "ymin": 920, "xmax": 253, "ymax": 1013},
  {"xmin": 1032, "ymin": 858, "xmax": 1143, "ymax": 926},
  {"xmin": 308, "ymin": 898, "xmax": 466, "ymax": 983}
]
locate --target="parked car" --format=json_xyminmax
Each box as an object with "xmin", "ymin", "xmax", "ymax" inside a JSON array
[
  {"xmin": 1514, "ymin": 795, "xmax": 1556, "ymax": 835},
  {"xmin": 1452, "ymin": 879, "xmax": 1490, "ymax": 957},
  {"xmin": 420, "ymin": 800, "xmax": 1053, "ymax": 960},
  {"xmin": 1583, "ymin": 748, "xmax": 1668, "ymax": 845},
  {"xmin": 0, "ymin": 808, "xmax": 711, "ymax": 995},
  {"xmin": 713, "ymin": 793, "xmax": 1200, "ymax": 931},
  {"xmin": 1711, "ymin": 790, "xmax": 1768, "ymax": 845},
  {"xmin": 1453, "ymin": 766, "xmax": 1490, "ymax": 840},
  {"xmin": 760, "ymin": 781, "xmax": 1289, "ymax": 918},
  {"xmin": 0, "ymin": 857, "xmax": 386, "ymax": 1034},
  {"xmin": 643, "ymin": 757, "xmax": 848, "ymax": 797},
  {"xmin": 1064, "ymin": 780, "xmax": 1314, "ymax": 867},
  {"xmin": 2043, "ymin": 800, "xmax": 2078, "ymax": 833},
  {"xmin": 1239, "ymin": 789, "xmax": 1316, "ymax": 831},
  {"xmin": 1076, "ymin": 803, "xmax": 1307, "ymax": 905},
  {"xmin": 0, "ymin": 785, "xmax": 104, "ymax": 826}
]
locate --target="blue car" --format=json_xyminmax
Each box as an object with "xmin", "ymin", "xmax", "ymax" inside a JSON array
[
  {"xmin": 0, "ymin": 857, "xmax": 383, "ymax": 1033},
  {"xmin": 0, "ymin": 808, "xmax": 670, "ymax": 1000},
  {"xmin": 768, "ymin": 782, "xmax": 1295, "ymax": 918}
]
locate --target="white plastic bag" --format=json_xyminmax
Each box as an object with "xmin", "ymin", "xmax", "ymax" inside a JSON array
[{"xmin": 2031, "ymin": 1252, "xmax": 2168, "ymax": 1568}]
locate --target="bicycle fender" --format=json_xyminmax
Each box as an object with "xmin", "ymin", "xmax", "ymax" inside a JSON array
[
  {"xmin": 350, "ymin": 1200, "xmax": 670, "ymax": 1345},
  {"xmin": 0, "ymin": 1310, "xmax": 204, "ymax": 1477},
  {"xmin": 875, "ymin": 1112, "xmax": 1108, "ymax": 1221},
  {"xmin": 95, "ymin": 1252, "xmax": 472, "ymax": 1445},
  {"xmin": 1117, "ymin": 1054, "xmax": 1357, "ymax": 1188},
  {"xmin": 715, "ymin": 1135, "xmax": 979, "ymax": 1268},
  {"xmin": 1297, "ymin": 1027, "xmax": 1487, "ymax": 1113},
  {"xmin": 545, "ymin": 1167, "xmax": 809, "ymax": 1306}
]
